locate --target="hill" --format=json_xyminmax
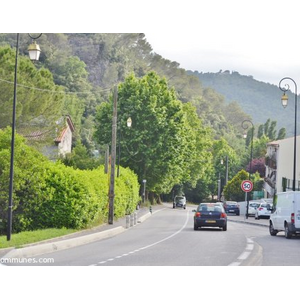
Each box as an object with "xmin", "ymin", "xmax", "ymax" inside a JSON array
[
  {"xmin": 188, "ymin": 70, "xmax": 296, "ymax": 136},
  {"xmin": 0, "ymin": 33, "xmax": 252, "ymax": 148}
]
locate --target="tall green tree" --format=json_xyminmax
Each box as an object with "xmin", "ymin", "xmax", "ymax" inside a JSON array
[
  {"xmin": 0, "ymin": 46, "xmax": 64, "ymax": 143},
  {"xmin": 94, "ymin": 72, "xmax": 212, "ymax": 197}
]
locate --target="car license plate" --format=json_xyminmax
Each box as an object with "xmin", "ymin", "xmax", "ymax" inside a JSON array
[
  {"xmin": 206, "ymin": 220, "xmax": 216, "ymax": 223},
  {"xmin": 229, "ymin": 210, "xmax": 234, "ymax": 212}
]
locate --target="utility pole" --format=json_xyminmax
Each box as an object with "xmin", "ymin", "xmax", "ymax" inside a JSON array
[{"xmin": 108, "ymin": 86, "xmax": 118, "ymax": 224}]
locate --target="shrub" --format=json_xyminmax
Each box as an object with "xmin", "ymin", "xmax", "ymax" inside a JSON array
[{"xmin": 0, "ymin": 128, "xmax": 140, "ymax": 234}]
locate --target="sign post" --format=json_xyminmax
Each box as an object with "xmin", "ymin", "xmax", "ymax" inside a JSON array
[{"xmin": 241, "ymin": 180, "xmax": 253, "ymax": 219}]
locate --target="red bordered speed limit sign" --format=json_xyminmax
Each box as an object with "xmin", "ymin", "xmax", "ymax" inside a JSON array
[{"xmin": 241, "ymin": 180, "xmax": 253, "ymax": 192}]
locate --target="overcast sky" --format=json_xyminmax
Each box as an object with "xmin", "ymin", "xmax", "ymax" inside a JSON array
[
  {"xmin": 142, "ymin": 0, "xmax": 300, "ymax": 89},
  {"xmin": 4, "ymin": 0, "xmax": 300, "ymax": 90}
]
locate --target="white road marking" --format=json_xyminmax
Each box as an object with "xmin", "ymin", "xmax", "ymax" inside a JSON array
[
  {"xmin": 228, "ymin": 237, "xmax": 255, "ymax": 266},
  {"xmin": 89, "ymin": 209, "xmax": 190, "ymax": 266},
  {"xmin": 238, "ymin": 251, "xmax": 251, "ymax": 260}
]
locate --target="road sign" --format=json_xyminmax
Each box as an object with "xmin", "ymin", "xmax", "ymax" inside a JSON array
[{"xmin": 241, "ymin": 180, "xmax": 253, "ymax": 192}]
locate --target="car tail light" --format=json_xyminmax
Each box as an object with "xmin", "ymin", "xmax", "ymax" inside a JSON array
[
  {"xmin": 195, "ymin": 212, "xmax": 201, "ymax": 217},
  {"xmin": 291, "ymin": 213, "xmax": 295, "ymax": 224},
  {"xmin": 220, "ymin": 213, "xmax": 227, "ymax": 218}
]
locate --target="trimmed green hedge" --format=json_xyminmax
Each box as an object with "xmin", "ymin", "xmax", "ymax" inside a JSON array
[{"xmin": 0, "ymin": 128, "xmax": 140, "ymax": 234}]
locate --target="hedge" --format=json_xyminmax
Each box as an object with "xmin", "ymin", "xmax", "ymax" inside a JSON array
[{"xmin": 0, "ymin": 128, "xmax": 140, "ymax": 234}]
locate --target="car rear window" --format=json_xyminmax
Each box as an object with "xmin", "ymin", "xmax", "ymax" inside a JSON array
[{"xmin": 199, "ymin": 204, "xmax": 223, "ymax": 212}]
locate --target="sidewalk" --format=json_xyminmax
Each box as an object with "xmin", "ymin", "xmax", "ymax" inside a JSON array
[
  {"xmin": 0, "ymin": 205, "xmax": 155, "ymax": 260},
  {"xmin": 227, "ymin": 214, "xmax": 269, "ymax": 227}
]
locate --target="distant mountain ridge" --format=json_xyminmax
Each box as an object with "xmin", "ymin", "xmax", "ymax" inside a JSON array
[{"xmin": 188, "ymin": 70, "xmax": 296, "ymax": 136}]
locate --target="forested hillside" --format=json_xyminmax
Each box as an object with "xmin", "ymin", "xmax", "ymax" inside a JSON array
[
  {"xmin": 0, "ymin": 33, "xmax": 252, "ymax": 149},
  {"xmin": 0, "ymin": 33, "xmax": 286, "ymax": 203},
  {"xmin": 189, "ymin": 70, "xmax": 294, "ymax": 136}
]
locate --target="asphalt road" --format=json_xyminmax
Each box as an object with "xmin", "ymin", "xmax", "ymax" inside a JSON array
[{"xmin": 3, "ymin": 203, "xmax": 300, "ymax": 266}]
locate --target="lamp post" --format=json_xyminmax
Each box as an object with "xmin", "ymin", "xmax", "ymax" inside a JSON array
[
  {"xmin": 221, "ymin": 156, "xmax": 228, "ymax": 186},
  {"xmin": 142, "ymin": 179, "xmax": 147, "ymax": 203},
  {"xmin": 117, "ymin": 116, "xmax": 132, "ymax": 177},
  {"xmin": 279, "ymin": 77, "xmax": 297, "ymax": 191},
  {"xmin": 220, "ymin": 156, "xmax": 228, "ymax": 202},
  {"xmin": 241, "ymin": 119, "xmax": 254, "ymax": 219},
  {"xmin": 7, "ymin": 33, "xmax": 42, "ymax": 241},
  {"xmin": 108, "ymin": 86, "xmax": 118, "ymax": 225}
]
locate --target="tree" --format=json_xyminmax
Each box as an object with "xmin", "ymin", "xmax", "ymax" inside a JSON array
[
  {"xmin": 94, "ymin": 72, "xmax": 212, "ymax": 198},
  {"xmin": 267, "ymin": 120, "xmax": 277, "ymax": 140},
  {"xmin": 277, "ymin": 127, "xmax": 286, "ymax": 140},
  {"xmin": 257, "ymin": 124, "xmax": 264, "ymax": 139},
  {"xmin": 223, "ymin": 169, "xmax": 249, "ymax": 202},
  {"xmin": 246, "ymin": 158, "xmax": 265, "ymax": 177},
  {"xmin": 60, "ymin": 141, "xmax": 101, "ymax": 170},
  {"xmin": 211, "ymin": 138, "xmax": 240, "ymax": 198},
  {"xmin": 0, "ymin": 46, "xmax": 64, "ymax": 145}
]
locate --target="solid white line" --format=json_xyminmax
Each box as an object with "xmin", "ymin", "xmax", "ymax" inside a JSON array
[
  {"xmin": 238, "ymin": 251, "xmax": 251, "ymax": 260},
  {"xmin": 228, "ymin": 237, "xmax": 255, "ymax": 266},
  {"xmin": 246, "ymin": 244, "xmax": 254, "ymax": 251},
  {"xmin": 94, "ymin": 209, "xmax": 190, "ymax": 265},
  {"xmin": 228, "ymin": 262, "xmax": 241, "ymax": 266}
]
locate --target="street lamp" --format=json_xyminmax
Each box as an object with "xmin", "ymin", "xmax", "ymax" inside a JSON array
[
  {"xmin": 279, "ymin": 77, "xmax": 297, "ymax": 191},
  {"xmin": 127, "ymin": 117, "xmax": 132, "ymax": 128},
  {"xmin": 7, "ymin": 33, "xmax": 42, "ymax": 241},
  {"xmin": 241, "ymin": 119, "xmax": 254, "ymax": 219},
  {"xmin": 142, "ymin": 179, "xmax": 147, "ymax": 203}
]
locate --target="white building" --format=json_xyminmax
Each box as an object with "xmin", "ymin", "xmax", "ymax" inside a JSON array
[
  {"xmin": 54, "ymin": 115, "xmax": 75, "ymax": 157},
  {"xmin": 264, "ymin": 136, "xmax": 300, "ymax": 197}
]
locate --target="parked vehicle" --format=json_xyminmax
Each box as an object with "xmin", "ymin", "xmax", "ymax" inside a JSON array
[
  {"xmin": 255, "ymin": 202, "xmax": 273, "ymax": 219},
  {"xmin": 248, "ymin": 201, "xmax": 260, "ymax": 216},
  {"xmin": 224, "ymin": 201, "xmax": 240, "ymax": 215},
  {"xmin": 173, "ymin": 195, "xmax": 186, "ymax": 209},
  {"xmin": 269, "ymin": 191, "xmax": 300, "ymax": 239},
  {"xmin": 193, "ymin": 203, "xmax": 227, "ymax": 231}
]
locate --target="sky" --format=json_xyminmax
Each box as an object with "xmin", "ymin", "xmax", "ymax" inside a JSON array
[
  {"xmin": 4, "ymin": 0, "xmax": 300, "ymax": 91},
  {"xmin": 142, "ymin": 0, "xmax": 300, "ymax": 89}
]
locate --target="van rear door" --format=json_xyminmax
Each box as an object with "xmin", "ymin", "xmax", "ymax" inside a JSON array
[{"xmin": 294, "ymin": 193, "xmax": 300, "ymax": 229}]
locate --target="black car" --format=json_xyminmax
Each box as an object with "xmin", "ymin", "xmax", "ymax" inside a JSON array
[
  {"xmin": 193, "ymin": 203, "xmax": 227, "ymax": 231},
  {"xmin": 224, "ymin": 201, "xmax": 240, "ymax": 215},
  {"xmin": 173, "ymin": 196, "xmax": 186, "ymax": 209}
]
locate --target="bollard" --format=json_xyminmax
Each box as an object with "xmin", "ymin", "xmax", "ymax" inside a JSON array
[
  {"xmin": 134, "ymin": 212, "xmax": 137, "ymax": 225},
  {"xmin": 130, "ymin": 213, "xmax": 134, "ymax": 227},
  {"xmin": 149, "ymin": 206, "xmax": 152, "ymax": 214},
  {"xmin": 126, "ymin": 215, "xmax": 130, "ymax": 228}
]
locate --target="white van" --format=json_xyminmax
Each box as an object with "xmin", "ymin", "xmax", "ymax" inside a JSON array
[{"xmin": 269, "ymin": 191, "xmax": 300, "ymax": 239}]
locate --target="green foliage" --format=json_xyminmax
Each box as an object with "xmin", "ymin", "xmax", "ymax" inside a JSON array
[
  {"xmin": 191, "ymin": 70, "xmax": 292, "ymax": 136},
  {"xmin": 0, "ymin": 33, "xmax": 270, "ymax": 205},
  {"xmin": 0, "ymin": 46, "xmax": 64, "ymax": 142},
  {"xmin": 0, "ymin": 128, "xmax": 139, "ymax": 234},
  {"xmin": 60, "ymin": 141, "xmax": 101, "ymax": 170},
  {"xmin": 0, "ymin": 228, "xmax": 77, "ymax": 249},
  {"xmin": 223, "ymin": 169, "xmax": 249, "ymax": 202},
  {"xmin": 95, "ymin": 72, "xmax": 213, "ymax": 196}
]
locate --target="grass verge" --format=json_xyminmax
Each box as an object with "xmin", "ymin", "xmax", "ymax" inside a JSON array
[{"xmin": 0, "ymin": 228, "xmax": 77, "ymax": 249}]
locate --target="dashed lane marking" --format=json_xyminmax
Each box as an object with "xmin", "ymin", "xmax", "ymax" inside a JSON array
[{"xmin": 228, "ymin": 237, "xmax": 254, "ymax": 266}]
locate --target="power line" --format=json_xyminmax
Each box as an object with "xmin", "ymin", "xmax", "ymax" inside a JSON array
[{"xmin": 0, "ymin": 77, "xmax": 112, "ymax": 95}]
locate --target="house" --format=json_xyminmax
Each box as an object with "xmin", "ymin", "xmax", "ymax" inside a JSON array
[
  {"xmin": 54, "ymin": 115, "xmax": 75, "ymax": 157},
  {"xmin": 264, "ymin": 135, "xmax": 300, "ymax": 197},
  {"xmin": 24, "ymin": 115, "xmax": 75, "ymax": 159}
]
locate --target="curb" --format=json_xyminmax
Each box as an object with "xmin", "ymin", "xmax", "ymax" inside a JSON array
[
  {"xmin": 228, "ymin": 218, "xmax": 269, "ymax": 228},
  {"xmin": 2, "ymin": 226, "xmax": 125, "ymax": 259},
  {"xmin": 1, "ymin": 209, "xmax": 155, "ymax": 260},
  {"xmin": 137, "ymin": 212, "xmax": 152, "ymax": 223}
]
